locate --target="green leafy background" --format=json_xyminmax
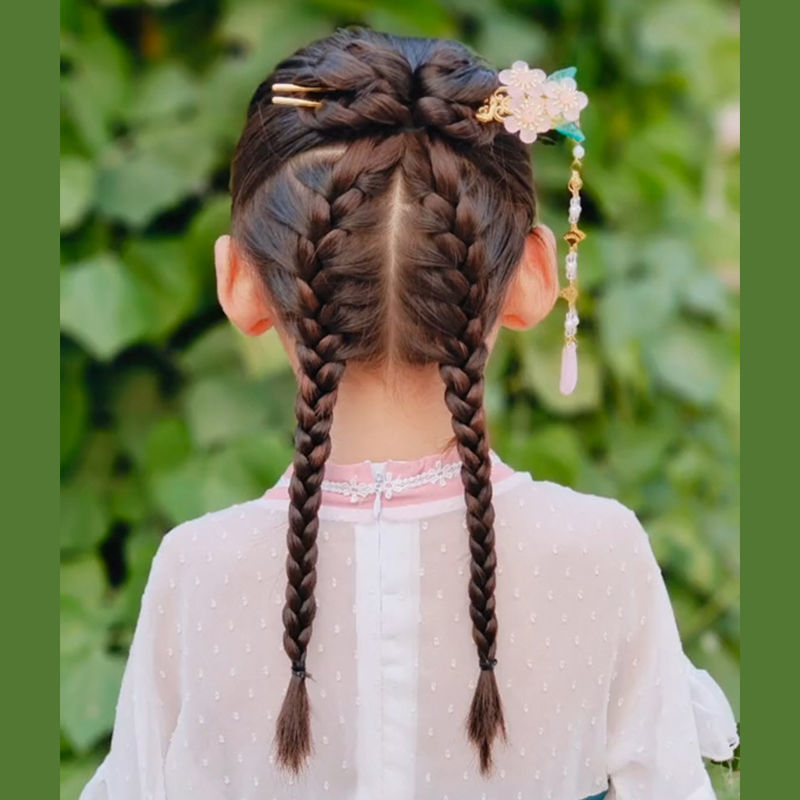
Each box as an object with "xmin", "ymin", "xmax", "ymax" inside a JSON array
[{"xmin": 60, "ymin": 0, "xmax": 740, "ymax": 797}]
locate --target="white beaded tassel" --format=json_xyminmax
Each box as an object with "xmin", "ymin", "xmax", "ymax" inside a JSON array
[{"xmin": 559, "ymin": 143, "xmax": 586, "ymax": 395}]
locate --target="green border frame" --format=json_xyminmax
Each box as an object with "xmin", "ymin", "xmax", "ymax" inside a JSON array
[
  {"xmin": 2, "ymin": 2, "xmax": 59, "ymax": 798},
  {"xmin": 742, "ymin": 1, "xmax": 795, "ymax": 797}
]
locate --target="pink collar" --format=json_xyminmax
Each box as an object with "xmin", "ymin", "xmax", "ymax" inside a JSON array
[{"xmin": 263, "ymin": 448, "xmax": 516, "ymax": 509}]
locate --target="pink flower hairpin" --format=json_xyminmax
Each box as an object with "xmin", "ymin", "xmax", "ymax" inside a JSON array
[{"xmin": 477, "ymin": 63, "xmax": 589, "ymax": 395}]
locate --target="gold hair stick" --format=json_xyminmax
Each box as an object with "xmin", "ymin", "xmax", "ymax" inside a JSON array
[
  {"xmin": 271, "ymin": 96, "xmax": 324, "ymax": 108},
  {"xmin": 271, "ymin": 83, "xmax": 326, "ymax": 93},
  {"xmin": 271, "ymin": 83, "xmax": 326, "ymax": 108}
]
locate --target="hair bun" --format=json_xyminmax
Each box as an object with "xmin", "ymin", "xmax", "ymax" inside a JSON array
[
  {"xmin": 281, "ymin": 35, "xmax": 415, "ymax": 134},
  {"xmin": 412, "ymin": 43, "xmax": 501, "ymax": 145},
  {"xmin": 273, "ymin": 31, "xmax": 502, "ymax": 146}
]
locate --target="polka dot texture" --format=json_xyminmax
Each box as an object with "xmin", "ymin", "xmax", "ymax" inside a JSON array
[{"xmin": 79, "ymin": 459, "xmax": 735, "ymax": 800}]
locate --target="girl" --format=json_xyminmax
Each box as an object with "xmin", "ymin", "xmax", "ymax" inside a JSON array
[{"xmin": 80, "ymin": 28, "xmax": 738, "ymax": 800}]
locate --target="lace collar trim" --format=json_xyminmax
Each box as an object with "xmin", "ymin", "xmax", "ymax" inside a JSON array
[{"xmin": 265, "ymin": 449, "xmax": 515, "ymax": 509}]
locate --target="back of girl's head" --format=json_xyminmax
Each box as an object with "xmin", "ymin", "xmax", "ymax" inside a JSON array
[{"xmin": 230, "ymin": 27, "xmax": 536, "ymax": 777}]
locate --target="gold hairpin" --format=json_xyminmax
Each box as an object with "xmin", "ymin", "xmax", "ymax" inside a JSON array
[{"xmin": 271, "ymin": 83, "xmax": 325, "ymax": 109}]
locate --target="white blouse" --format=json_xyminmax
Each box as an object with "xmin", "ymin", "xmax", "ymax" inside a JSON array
[{"xmin": 79, "ymin": 449, "xmax": 738, "ymax": 800}]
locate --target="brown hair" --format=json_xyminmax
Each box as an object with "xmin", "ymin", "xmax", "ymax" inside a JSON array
[{"xmin": 230, "ymin": 28, "xmax": 535, "ymax": 777}]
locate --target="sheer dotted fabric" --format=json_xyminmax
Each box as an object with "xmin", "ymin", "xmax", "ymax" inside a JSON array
[{"xmin": 79, "ymin": 451, "xmax": 738, "ymax": 800}]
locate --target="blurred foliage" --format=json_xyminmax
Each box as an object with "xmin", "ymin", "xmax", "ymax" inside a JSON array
[{"xmin": 60, "ymin": 0, "xmax": 740, "ymax": 795}]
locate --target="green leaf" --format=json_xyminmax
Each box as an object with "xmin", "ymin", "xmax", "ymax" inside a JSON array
[
  {"xmin": 95, "ymin": 147, "xmax": 188, "ymax": 228},
  {"xmin": 108, "ymin": 526, "xmax": 163, "ymax": 628},
  {"xmin": 179, "ymin": 323, "xmax": 243, "ymax": 378},
  {"xmin": 60, "ymin": 7, "xmax": 131, "ymax": 153},
  {"xmin": 60, "ymin": 156, "xmax": 95, "ymax": 232},
  {"xmin": 71, "ymin": 431, "xmax": 119, "ymax": 494},
  {"xmin": 121, "ymin": 237, "xmax": 201, "ymax": 340},
  {"xmin": 598, "ymin": 275, "xmax": 680, "ymax": 352},
  {"xmin": 185, "ymin": 194, "xmax": 231, "ymax": 298},
  {"xmin": 709, "ymin": 763, "xmax": 740, "ymax": 800},
  {"xmin": 179, "ymin": 321, "xmax": 291, "ymax": 382},
  {"xmin": 200, "ymin": 5, "xmax": 337, "ymax": 145},
  {"xmin": 505, "ymin": 424, "xmax": 586, "ymax": 486},
  {"xmin": 228, "ymin": 432, "xmax": 294, "ymax": 489},
  {"xmin": 183, "ymin": 375, "xmax": 269, "ymax": 448},
  {"xmin": 641, "ymin": 237, "xmax": 700, "ymax": 293},
  {"xmin": 110, "ymin": 367, "xmax": 167, "ymax": 465},
  {"xmin": 60, "ymin": 597, "xmax": 107, "ymax": 663},
  {"xmin": 365, "ymin": 0, "xmax": 457, "ymax": 37},
  {"xmin": 109, "ymin": 474, "xmax": 149, "ymax": 527},
  {"xmin": 136, "ymin": 122, "xmax": 219, "ymax": 192},
  {"xmin": 149, "ymin": 448, "xmax": 263, "ymax": 523},
  {"xmin": 554, "ymin": 121, "xmax": 585, "ymax": 142},
  {"xmin": 60, "ymin": 254, "xmax": 156, "ymax": 359},
  {"xmin": 219, "ymin": 1, "xmax": 331, "ymax": 52},
  {"xmin": 682, "ymin": 269, "xmax": 733, "ymax": 322},
  {"xmin": 647, "ymin": 511, "xmax": 720, "ymax": 593},
  {"xmin": 60, "ymin": 649, "xmax": 126, "ymax": 753},
  {"xmin": 60, "ymin": 755, "xmax": 104, "ymax": 800},
  {"xmin": 606, "ymin": 415, "xmax": 677, "ymax": 487},
  {"xmin": 61, "ymin": 555, "xmax": 107, "ymax": 614},
  {"xmin": 574, "ymin": 460, "xmax": 619, "ymax": 499},
  {"xmin": 236, "ymin": 328, "xmax": 293, "ymax": 379},
  {"xmin": 126, "ymin": 62, "xmax": 199, "ymax": 124},
  {"xmin": 95, "ymin": 119, "xmax": 221, "ymax": 228},
  {"xmin": 195, "ymin": 56, "xmax": 269, "ymax": 147},
  {"xmin": 718, "ymin": 362, "xmax": 740, "ymax": 426},
  {"xmin": 548, "ymin": 67, "xmax": 578, "ymax": 80},
  {"xmin": 474, "ymin": 13, "xmax": 548, "ymax": 68},
  {"xmin": 645, "ymin": 322, "xmax": 729, "ymax": 406},
  {"xmin": 143, "ymin": 416, "xmax": 193, "ymax": 474},
  {"xmin": 60, "ymin": 483, "xmax": 109, "ymax": 554},
  {"xmin": 60, "ymin": 349, "xmax": 89, "ymax": 469},
  {"xmin": 637, "ymin": 0, "xmax": 737, "ymax": 103}
]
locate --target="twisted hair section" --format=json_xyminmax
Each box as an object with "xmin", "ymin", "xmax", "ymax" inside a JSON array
[
  {"xmin": 230, "ymin": 27, "xmax": 535, "ymax": 777},
  {"xmin": 399, "ymin": 135, "xmax": 513, "ymax": 772}
]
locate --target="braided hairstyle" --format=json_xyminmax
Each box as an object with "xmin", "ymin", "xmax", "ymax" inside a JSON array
[{"xmin": 230, "ymin": 28, "xmax": 535, "ymax": 777}]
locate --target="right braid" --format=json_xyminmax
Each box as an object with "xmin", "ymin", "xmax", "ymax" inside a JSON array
[
  {"xmin": 441, "ymin": 343, "xmax": 504, "ymax": 776},
  {"xmin": 402, "ymin": 135, "xmax": 508, "ymax": 775}
]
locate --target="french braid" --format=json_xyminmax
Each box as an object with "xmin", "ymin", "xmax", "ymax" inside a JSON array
[
  {"xmin": 231, "ymin": 27, "xmax": 535, "ymax": 778},
  {"xmin": 236, "ymin": 136, "xmax": 407, "ymax": 771},
  {"xmin": 401, "ymin": 135, "xmax": 507, "ymax": 773}
]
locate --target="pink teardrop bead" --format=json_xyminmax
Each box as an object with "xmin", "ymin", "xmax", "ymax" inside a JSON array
[{"xmin": 559, "ymin": 341, "xmax": 578, "ymax": 395}]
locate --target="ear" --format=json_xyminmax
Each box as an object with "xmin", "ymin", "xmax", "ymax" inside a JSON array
[
  {"xmin": 214, "ymin": 235, "xmax": 274, "ymax": 336},
  {"xmin": 500, "ymin": 224, "xmax": 560, "ymax": 330}
]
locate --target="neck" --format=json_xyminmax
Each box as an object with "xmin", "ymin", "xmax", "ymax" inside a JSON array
[{"xmin": 328, "ymin": 363, "xmax": 457, "ymax": 464}]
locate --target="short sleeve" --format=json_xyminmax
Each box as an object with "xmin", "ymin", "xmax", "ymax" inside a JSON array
[
  {"xmin": 605, "ymin": 506, "xmax": 735, "ymax": 800},
  {"xmin": 79, "ymin": 528, "xmax": 184, "ymax": 800}
]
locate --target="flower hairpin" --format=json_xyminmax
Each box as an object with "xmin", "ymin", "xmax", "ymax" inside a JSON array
[
  {"xmin": 477, "ymin": 63, "xmax": 588, "ymax": 396},
  {"xmin": 476, "ymin": 63, "xmax": 587, "ymax": 144}
]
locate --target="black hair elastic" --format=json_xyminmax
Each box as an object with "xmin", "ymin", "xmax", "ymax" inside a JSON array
[
  {"xmin": 291, "ymin": 662, "xmax": 307, "ymax": 679},
  {"xmin": 479, "ymin": 656, "xmax": 498, "ymax": 671}
]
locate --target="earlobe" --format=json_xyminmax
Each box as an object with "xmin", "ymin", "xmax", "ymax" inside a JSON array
[
  {"xmin": 214, "ymin": 235, "xmax": 233, "ymax": 302},
  {"xmin": 500, "ymin": 225, "xmax": 560, "ymax": 331},
  {"xmin": 214, "ymin": 234, "xmax": 275, "ymax": 336}
]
